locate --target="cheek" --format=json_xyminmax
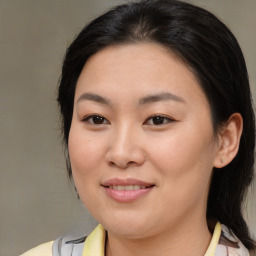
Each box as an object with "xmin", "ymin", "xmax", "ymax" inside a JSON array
[
  {"xmin": 68, "ymin": 125, "xmax": 105, "ymax": 182},
  {"xmin": 149, "ymin": 136, "xmax": 214, "ymax": 223},
  {"xmin": 150, "ymin": 124, "xmax": 215, "ymax": 195},
  {"xmin": 68, "ymin": 126, "xmax": 105, "ymax": 211},
  {"xmin": 151, "ymin": 134, "xmax": 213, "ymax": 173}
]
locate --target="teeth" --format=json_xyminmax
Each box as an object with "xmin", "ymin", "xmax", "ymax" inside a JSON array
[
  {"xmin": 118, "ymin": 185, "xmax": 124, "ymax": 191},
  {"xmin": 125, "ymin": 185, "xmax": 133, "ymax": 191},
  {"xmin": 109, "ymin": 185, "xmax": 147, "ymax": 191}
]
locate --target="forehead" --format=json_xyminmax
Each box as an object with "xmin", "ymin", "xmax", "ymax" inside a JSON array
[
  {"xmin": 75, "ymin": 43, "xmax": 208, "ymax": 108},
  {"xmin": 79, "ymin": 43, "xmax": 189, "ymax": 83}
]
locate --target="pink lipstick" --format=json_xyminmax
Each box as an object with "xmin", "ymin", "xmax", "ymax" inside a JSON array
[{"xmin": 102, "ymin": 178, "xmax": 154, "ymax": 203}]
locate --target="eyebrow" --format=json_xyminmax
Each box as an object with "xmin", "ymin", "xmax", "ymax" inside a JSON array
[
  {"xmin": 76, "ymin": 92, "xmax": 185, "ymax": 106},
  {"xmin": 138, "ymin": 92, "xmax": 185, "ymax": 105},
  {"xmin": 77, "ymin": 93, "xmax": 111, "ymax": 105}
]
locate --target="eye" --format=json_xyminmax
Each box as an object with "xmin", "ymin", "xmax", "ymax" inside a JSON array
[
  {"xmin": 144, "ymin": 115, "xmax": 174, "ymax": 126},
  {"xmin": 82, "ymin": 115, "xmax": 109, "ymax": 125}
]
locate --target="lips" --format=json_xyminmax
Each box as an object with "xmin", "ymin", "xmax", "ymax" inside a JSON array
[
  {"xmin": 102, "ymin": 178, "xmax": 154, "ymax": 202},
  {"xmin": 102, "ymin": 177, "xmax": 153, "ymax": 187},
  {"xmin": 109, "ymin": 185, "xmax": 147, "ymax": 190}
]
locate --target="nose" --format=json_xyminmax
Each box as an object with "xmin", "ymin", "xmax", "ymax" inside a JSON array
[{"xmin": 105, "ymin": 125, "xmax": 145, "ymax": 169}]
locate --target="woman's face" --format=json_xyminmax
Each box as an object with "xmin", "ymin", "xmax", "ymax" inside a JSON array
[{"xmin": 69, "ymin": 43, "xmax": 220, "ymax": 239}]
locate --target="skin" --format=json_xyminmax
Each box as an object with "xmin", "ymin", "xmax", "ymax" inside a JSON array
[{"xmin": 68, "ymin": 43, "xmax": 243, "ymax": 256}]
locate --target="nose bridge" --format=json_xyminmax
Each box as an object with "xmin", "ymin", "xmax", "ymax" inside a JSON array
[
  {"xmin": 106, "ymin": 122, "xmax": 144, "ymax": 168},
  {"xmin": 111, "ymin": 122, "xmax": 136, "ymax": 156}
]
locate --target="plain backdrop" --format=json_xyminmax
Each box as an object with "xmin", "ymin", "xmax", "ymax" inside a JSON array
[{"xmin": 0, "ymin": 1, "xmax": 255, "ymax": 255}]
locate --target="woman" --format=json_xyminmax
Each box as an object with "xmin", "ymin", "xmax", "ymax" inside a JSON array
[{"xmin": 22, "ymin": 0, "xmax": 255, "ymax": 255}]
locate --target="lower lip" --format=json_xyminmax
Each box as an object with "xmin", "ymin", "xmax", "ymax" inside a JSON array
[{"xmin": 104, "ymin": 187, "xmax": 154, "ymax": 203}]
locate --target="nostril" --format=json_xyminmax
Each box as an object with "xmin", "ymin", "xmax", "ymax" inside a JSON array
[
  {"xmin": 108, "ymin": 160, "xmax": 137, "ymax": 169},
  {"xmin": 108, "ymin": 161, "xmax": 115, "ymax": 166},
  {"xmin": 105, "ymin": 145, "xmax": 145, "ymax": 168}
]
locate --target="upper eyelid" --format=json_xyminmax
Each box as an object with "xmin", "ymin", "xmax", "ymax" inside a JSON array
[
  {"xmin": 82, "ymin": 114, "xmax": 110, "ymax": 124},
  {"xmin": 145, "ymin": 114, "xmax": 175, "ymax": 120},
  {"xmin": 82, "ymin": 114, "xmax": 105, "ymax": 119},
  {"xmin": 80, "ymin": 113, "xmax": 175, "ymax": 124},
  {"xmin": 143, "ymin": 114, "xmax": 175, "ymax": 125}
]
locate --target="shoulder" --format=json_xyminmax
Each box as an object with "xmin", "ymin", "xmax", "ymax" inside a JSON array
[
  {"xmin": 21, "ymin": 235, "xmax": 87, "ymax": 256},
  {"xmin": 20, "ymin": 241, "xmax": 54, "ymax": 256},
  {"xmin": 215, "ymin": 224, "xmax": 250, "ymax": 256}
]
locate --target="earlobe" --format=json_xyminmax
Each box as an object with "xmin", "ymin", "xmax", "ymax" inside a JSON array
[{"xmin": 214, "ymin": 113, "xmax": 243, "ymax": 168}]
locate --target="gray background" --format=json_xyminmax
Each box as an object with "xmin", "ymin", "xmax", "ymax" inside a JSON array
[{"xmin": 0, "ymin": 1, "xmax": 255, "ymax": 255}]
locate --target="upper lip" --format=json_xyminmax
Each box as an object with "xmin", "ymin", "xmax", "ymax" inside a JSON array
[{"xmin": 102, "ymin": 178, "xmax": 154, "ymax": 187}]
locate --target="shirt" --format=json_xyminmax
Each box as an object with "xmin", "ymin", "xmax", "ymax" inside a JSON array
[{"xmin": 21, "ymin": 221, "xmax": 250, "ymax": 256}]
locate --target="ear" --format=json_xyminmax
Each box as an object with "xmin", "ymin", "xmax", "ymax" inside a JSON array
[{"xmin": 214, "ymin": 113, "xmax": 243, "ymax": 168}]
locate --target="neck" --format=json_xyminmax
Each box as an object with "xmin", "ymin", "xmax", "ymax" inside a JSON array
[{"xmin": 106, "ymin": 216, "xmax": 212, "ymax": 256}]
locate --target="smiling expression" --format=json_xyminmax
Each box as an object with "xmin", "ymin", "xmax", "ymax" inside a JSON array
[{"xmin": 68, "ymin": 43, "xmax": 220, "ymax": 239}]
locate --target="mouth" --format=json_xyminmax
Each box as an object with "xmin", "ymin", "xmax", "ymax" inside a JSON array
[
  {"xmin": 102, "ymin": 178, "xmax": 155, "ymax": 202},
  {"xmin": 105, "ymin": 185, "xmax": 153, "ymax": 191}
]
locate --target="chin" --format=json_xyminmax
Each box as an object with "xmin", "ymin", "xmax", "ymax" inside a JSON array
[
  {"xmin": 107, "ymin": 225, "xmax": 151, "ymax": 239},
  {"xmin": 98, "ymin": 213, "xmax": 156, "ymax": 239}
]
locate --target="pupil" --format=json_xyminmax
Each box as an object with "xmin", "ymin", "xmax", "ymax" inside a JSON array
[
  {"xmin": 93, "ymin": 116, "xmax": 104, "ymax": 124},
  {"xmin": 153, "ymin": 116, "xmax": 164, "ymax": 125}
]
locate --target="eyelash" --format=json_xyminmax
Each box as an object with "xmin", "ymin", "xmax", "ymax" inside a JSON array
[
  {"xmin": 144, "ymin": 115, "xmax": 174, "ymax": 126},
  {"xmin": 82, "ymin": 115, "xmax": 110, "ymax": 125},
  {"xmin": 82, "ymin": 114, "xmax": 175, "ymax": 126}
]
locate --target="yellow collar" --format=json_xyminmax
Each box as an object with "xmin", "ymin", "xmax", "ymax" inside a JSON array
[
  {"xmin": 82, "ymin": 222, "xmax": 221, "ymax": 256},
  {"xmin": 204, "ymin": 221, "xmax": 222, "ymax": 256},
  {"xmin": 83, "ymin": 224, "xmax": 106, "ymax": 256}
]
